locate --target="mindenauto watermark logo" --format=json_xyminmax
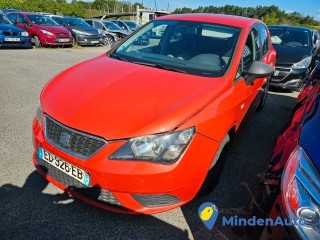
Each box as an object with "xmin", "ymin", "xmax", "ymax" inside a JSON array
[{"xmin": 198, "ymin": 202, "xmax": 307, "ymax": 230}]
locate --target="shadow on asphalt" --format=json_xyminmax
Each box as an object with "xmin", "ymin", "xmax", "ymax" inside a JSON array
[{"xmin": 0, "ymin": 93, "xmax": 297, "ymax": 240}]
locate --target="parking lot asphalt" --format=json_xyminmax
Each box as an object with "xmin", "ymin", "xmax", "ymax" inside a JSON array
[{"xmin": 0, "ymin": 47, "xmax": 299, "ymax": 240}]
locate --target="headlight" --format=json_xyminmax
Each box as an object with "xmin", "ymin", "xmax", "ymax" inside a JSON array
[
  {"xmin": 281, "ymin": 146, "xmax": 320, "ymax": 238},
  {"xmin": 292, "ymin": 56, "xmax": 312, "ymax": 69},
  {"xmin": 40, "ymin": 29, "xmax": 54, "ymax": 36},
  {"xmin": 21, "ymin": 31, "xmax": 29, "ymax": 37},
  {"xmin": 109, "ymin": 127, "xmax": 195, "ymax": 163},
  {"xmin": 36, "ymin": 106, "xmax": 43, "ymax": 126},
  {"xmin": 72, "ymin": 29, "xmax": 86, "ymax": 35}
]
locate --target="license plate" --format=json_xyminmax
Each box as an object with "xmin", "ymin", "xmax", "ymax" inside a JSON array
[
  {"xmin": 38, "ymin": 147, "xmax": 90, "ymax": 187},
  {"xmin": 274, "ymin": 70, "xmax": 280, "ymax": 76},
  {"xmin": 5, "ymin": 37, "xmax": 20, "ymax": 42},
  {"xmin": 57, "ymin": 38, "xmax": 70, "ymax": 43},
  {"xmin": 91, "ymin": 41, "xmax": 99, "ymax": 44}
]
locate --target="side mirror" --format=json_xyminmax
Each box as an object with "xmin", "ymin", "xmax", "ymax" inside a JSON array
[{"xmin": 245, "ymin": 61, "xmax": 274, "ymax": 85}]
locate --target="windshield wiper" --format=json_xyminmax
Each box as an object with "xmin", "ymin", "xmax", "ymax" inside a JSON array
[
  {"xmin": 133, "ymin": 61, "xmax": 186, "ymax": 73},
  {"xmin": 109, "ymin": 53, "xmax": 128, "ymax": 62}
]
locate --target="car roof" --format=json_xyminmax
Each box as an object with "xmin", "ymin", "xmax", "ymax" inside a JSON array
[
  {"xmin": 9, "ymin": 12, "xmax": 45, "ymax": 16},
  {"xmin": 157, "ymin": 14, "xmax": 260, "ymax": 28}
]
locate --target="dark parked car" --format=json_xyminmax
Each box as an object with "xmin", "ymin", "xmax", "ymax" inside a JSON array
[
  {"xmin": 84, "ymin": 19, "xmax": 118, "ymax": 46},
  {"xmin": 6, "ymin": 12, "xmax": 73, "ymax": 47},
  {"xmin": 101, "ymin": 20, "xmax": 130, "ymax": 39},
  {"xmin": 48, "ymin": 15, "xmax": 103, "ymax": 46},
  {"xmin": 111, "ymin": 20, "xmax": 139, "ymax": 32},
  {"xmin": 0, "ymin": 13, "xmax": 31, "ymax": 48},
  {"xmin": 268, "ymin": 25, "xmax": 318, "ymax": 90},
  {"xmin": 249, "ymin": 61, "xmax": 320, "ymax": 240}
]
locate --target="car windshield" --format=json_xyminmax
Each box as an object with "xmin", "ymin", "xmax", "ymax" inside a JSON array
[
  {"xmin": 103, "ymin": 21, "xmax": 122, "ymax": 31},
  {"xmin": 52, "ymin": 17, "xmax": 64, "ymax": 26},
  {"xmin": 269, "ymin": 27, "xmax": 311, "ymax": 47},
  {"xmin": 64, "ymin": 17, "xmax": 90, "ymax": 27},
  {"xmin": 0, "ymin": 14, "xmax": 12, "ymax": 24},
  {"xmin": 124, "ymin": 21, "xmax": 139, "ymax": 29},
  {"xmin": 28, "ymin": 15, "xmax": 58, "ymax": 26},
  {"xmin": 112, "ymin": 20, "xmax": 240, "ymax": 77}
]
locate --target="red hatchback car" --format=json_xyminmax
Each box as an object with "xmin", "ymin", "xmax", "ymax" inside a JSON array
[
  {"xmin": 6, "ymin": 12, "xmax": 73, "ymax": 47},
  {"xmin": 33, "ymin": 14, "xmax": 276, "ymax": 214}
]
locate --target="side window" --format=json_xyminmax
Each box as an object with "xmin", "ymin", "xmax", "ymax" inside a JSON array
[
  {"xmin": 18, "ymin": 15, "xmax": 28, "ymax": 24},
  {"xmin": 86, "ymin": 20, "xmax": 92, "ymax": 26},
  {"xmin": 258, "ymin": 24, "xmax": 269, "ymax": 55},
  {"xmin": 117, "ymin": 21, "xmax": 125, "ymax": 29},
  {"xmin": 94, "ymin": 21, "xmax": 103, "ymax": 30},
  {"xmin": 7, "ymin": 14, "xmax": 17, "ymax": 24},
  {"xmin": 252, "ymin": 27, "xmax": 261, "ymax": 61},
  {"xmin": 236, "ymin": 28, "xmax": 262, "ymax": 78}
]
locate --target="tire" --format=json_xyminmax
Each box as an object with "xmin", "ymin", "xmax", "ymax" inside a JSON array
[
  {"xmin": 103, "ymin": 35, "xmax": 114, "ymax": 47},
  {"xmin": 33, "ymin": 36, "xmax": 41, "ymax": 48},
  {"xmin": 197, "ymin": 134, "xmax": 230, "ymax": 196},
  {"xmin": 257, "ymin": 79, "xmax": 270, "ymax": 112}
]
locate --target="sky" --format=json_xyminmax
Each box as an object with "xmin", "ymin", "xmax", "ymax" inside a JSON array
[{"xmin": 70, "ymin": 0, "xmax": 320, "ymax": 20}]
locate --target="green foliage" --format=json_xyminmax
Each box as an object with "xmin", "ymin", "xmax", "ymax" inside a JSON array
[
  {"xmin": 1, "ymin": 1, "xmax": 318, "ymax": 28},
  {"xmin": 174, "ymin": 5, "xmax": 320, "ymax": 28},
  {"xmin": 0, "ymin": 0, "xmax": 144, "ymax": 18}
]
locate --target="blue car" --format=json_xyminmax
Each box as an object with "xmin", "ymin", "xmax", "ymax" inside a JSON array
[
  {"xmin": 248, "ymin": 60, "xmax": 320, "ymax": 240},
  {"xmin": 0, "ymin": 13, "xmax": 31, "ymax": 48}
]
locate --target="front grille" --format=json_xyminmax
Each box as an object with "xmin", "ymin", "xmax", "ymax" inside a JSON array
[
  {"xmin": 132, "ymin": 194, "xmax": 181, "ymax": 207},
  {"xmin": 83, "ymin": 35, "xmax": 101, "ymax": 40},
  {"xmin": 45, "ymin": 116, "xmax": 106, "ymax": 159},
  {"xmin": 54, "ymin": 32, "xmax": 69, "ymax": 37},
  {"xmin": 273, "ymin": 67, "xmax": 291, "ymax": 81},
  {"xmin": 2, "ymin": 31, "xmax": 19, "ymax": 36},
  {"xmin": 36, "ymin": 156, "xmax": 122, "ymax": 207}
]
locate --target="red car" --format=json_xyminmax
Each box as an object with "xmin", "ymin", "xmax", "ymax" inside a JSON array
[
  {"xmin": 6, "ymin": 12, "xmax": 73, "ymax": 47},
  {"xmin": 32, "ymin": 14, "xmax": 276, "ymax": 214}
]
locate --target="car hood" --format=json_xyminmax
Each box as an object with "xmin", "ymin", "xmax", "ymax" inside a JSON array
[
  {"xmin": 41, "ymin": 55, "xmax": 227, "ymax": 140},
  {"xmin": 273, "ymin": 44, "xmax": 312, "ymax": 66},
  {"xmin": 299, "ymin": 88, "xmax": 320, "ymax": 173},
  {"xmin": 0, "ymin": 23, "xmax": 24, "ymax": 32},
  {"xmin": 38, "ymin": 25, "xmax": 69, "ymax": 34}
]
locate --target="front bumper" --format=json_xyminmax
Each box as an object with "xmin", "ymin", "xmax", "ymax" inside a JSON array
[
  {"xmin": 0, "ymin": 36, "xmax": 31, "ymax": 48},
  {"xmin": 39, "ymin": 35, "xmax": 74, "ymax": 46},
  {"xmin": 270, "ymin": 66, "xmax": 308, "ymax": 90},
  {"xmin": 32, "ymin": 117, "xmax": 219, "ymax": 214},
  {"xmin": 75, "ymin": 34, "xmax": 103, "ymax": 46}
]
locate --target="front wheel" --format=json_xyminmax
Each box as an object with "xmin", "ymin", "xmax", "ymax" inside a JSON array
[
  {"xmin": 103, "ymin": 35, "xmax": 114, "ymax": 47},
  {"xmin": 257, "ymin": 79, "xmax": 270, "ymax": 112},
  {"xmin": 33, "ymin": 36, "xmax": 41, "ymax": 48}
]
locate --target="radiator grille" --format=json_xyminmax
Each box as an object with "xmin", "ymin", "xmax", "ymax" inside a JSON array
[{"xmin": 45, "ymin": 116, "xmax": 106, "ymax": 159}]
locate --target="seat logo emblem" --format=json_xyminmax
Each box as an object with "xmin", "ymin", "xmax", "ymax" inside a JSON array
[{"xmin": 60, "ymin": 132, "xmax": 71, "ymax": 147}]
